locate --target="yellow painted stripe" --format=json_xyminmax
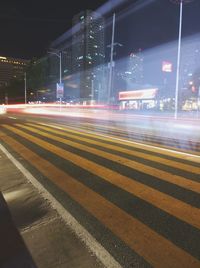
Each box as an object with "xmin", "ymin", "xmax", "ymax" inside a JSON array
[
  {"xmin": 78, "ymin": 122, "xmax": 200, "ymax": 155},
  {"xmin": 78, "ymin": 121, "xmax": 200, "ymax": 147},
  {"xmin": 37, "ymin": 124, "xmax": 200, "ymax": 168},
  {"xmin": 28, "ymin": 122, "xmax": 200, "ymax": 174},
  {"xmin": 0, "ymin": 131, "xmax": 199, "ymax": 268},
  {"xmin": 73, "ymin": 122, "xmax": 162, "ymax": 139},
  {"xmin": 3, "ymin": 124, "xmax": 200, "ymax": 230},
  {"xmin": 22, "ymin": 123, "xmax": 200, "ymax": 194}
]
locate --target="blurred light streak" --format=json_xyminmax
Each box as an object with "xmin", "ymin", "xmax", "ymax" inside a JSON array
[
  {"xmin": 88, "ymin": 130, "xmax": 200, "ymax": 161},
  {"xmin": 51, "ymin": 0, "xmax": 130, "ymax": 49},
  {"xmin": 0, "ymin": 105, "xmax": 7, "ymax": 114}
]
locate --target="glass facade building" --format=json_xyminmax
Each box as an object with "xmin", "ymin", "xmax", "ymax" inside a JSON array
[{"xmin": 71, "ymin": 10, "xmax": 105, "ymax": 103}]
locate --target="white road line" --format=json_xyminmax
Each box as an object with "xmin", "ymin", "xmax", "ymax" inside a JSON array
[
  {"xmin": 8, "ymin": 117, "xmax": 17, "ymax": 119},
  {"xmin": 38, "ymin": 122, "xmax": 200, "ymax": 162},
  {"xmin": 0, "ymin": 143, "xmax": 122, "ymax": 268}
]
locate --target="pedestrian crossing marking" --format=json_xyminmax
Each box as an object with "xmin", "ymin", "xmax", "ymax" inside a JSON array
[
  {"xmin": 0, "ymin": 130, "xmax": 199, "ymax": 268},
  {"xmin": 22, "ymin": 123, "xmax": 200, "ymax": 194},
  {"xmin": 2, "ymin": 124, "xmax": 200, "ymax": 231}
]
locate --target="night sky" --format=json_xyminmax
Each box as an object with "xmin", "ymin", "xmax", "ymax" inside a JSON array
[
  {"xmin": 0, "ymin": 0, "xmax": 108, "ymax": 59},
  {"xmin": 1, "ymin": 0, "xmax": 200, "ymax": 60}
]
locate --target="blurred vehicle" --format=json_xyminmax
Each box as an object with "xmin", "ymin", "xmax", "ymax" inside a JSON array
[{"xmin": 0, "ymin": 105, "xmax": 7, "ymax": 114}]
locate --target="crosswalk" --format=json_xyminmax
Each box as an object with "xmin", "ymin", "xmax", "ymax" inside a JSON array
[
  {"xmin": 0, "ymin": 121, "xmax": 200, "ymax": 267},
  {"xmin": 53, "ymin": 120, "xmax": 200, "ymax": 155}
]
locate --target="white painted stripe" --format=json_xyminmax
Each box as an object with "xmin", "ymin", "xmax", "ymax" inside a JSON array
[
  {"xmin": 0, "ymin": 143, "xmax": 122, "ymax": 268},
  {"xmin": 38, "ymin": 122, "xmax": 200, "ymax": 162},
  {"xmin": 8, "ymin": 117, "xmax": 17, "ymax": 120}
]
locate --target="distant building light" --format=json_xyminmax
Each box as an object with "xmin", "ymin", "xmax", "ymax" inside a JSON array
[
  {"xmin": 162, "ymin": 61, "xmax": 172, "ymax": 73},
  {"xmin": 80, "ymin": 16, "xmax": 84, "ymax": 20},
  {"xmin": 78, "ymin": 56, "xmax": 83, "ymax": 60},
  {"xmin": 188, "ymin": 73, "xmax": 193, "ymax": 76},
  {"xmin": 0, "ymin": 56, "xmax": 7, "ymax": 60},
  {"xmin": 94, "ymin": 45, "xmax": 98, "ymax": 48},
  {"xmin": 119, "ymin": 88, "xmax": 158, "ymax": 101},
  {"xmin": 89, "ymin": 35, "xmax": 94, "ymax": 39}
]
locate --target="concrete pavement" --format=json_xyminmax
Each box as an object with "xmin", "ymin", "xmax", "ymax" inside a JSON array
[{"xmin": 0, "ymin": 145, "xmax": 104, "ymax": 268}]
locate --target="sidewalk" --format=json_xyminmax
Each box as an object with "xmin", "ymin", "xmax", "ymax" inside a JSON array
[{"xmin": 0, "ymin": 146, "xmax": 104, "ymax": 268}]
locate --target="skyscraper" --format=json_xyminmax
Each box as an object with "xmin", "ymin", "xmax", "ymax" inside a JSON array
[
  {"xmin": 72, "ymin": 10, "xmax": 105, "ymax": 103},
  {"xmin": 127, "ymin": 49, "xmax": 144, "ymax": 85},
  {"xmin": 180, "ymin": 40, "xmax": 200, "ymax": 93}
]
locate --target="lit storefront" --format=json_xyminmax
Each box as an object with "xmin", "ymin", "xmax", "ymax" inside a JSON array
[
  {"xmin": 182, "ymin": 98, "xmax": 200, "ymax": 111},
  {"xmin": 119, "ymin": 88, "xmax": 158, "ymax": 110}
]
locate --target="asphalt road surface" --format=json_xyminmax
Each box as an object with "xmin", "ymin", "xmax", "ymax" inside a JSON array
[{"xmin": 0, "ymin": 111, "xmax": 200, "ymax": 267}]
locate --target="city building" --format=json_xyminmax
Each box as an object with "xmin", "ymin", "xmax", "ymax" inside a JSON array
[
  {"xmin": 116, "ymin": 49, "xmax": 145, "ymax": 102},
  {"xmin": 180, "ymin": 40, "xmax": 200, "ymax": 92},
  {"xmin": 0, "ymin": 56, "xmax": 29, "ymax": 88},
  {"xmin": 126, "ymin": 49, "xmax": 144, "ymax": 85},
  {"xmin": 178, "ymin": 39, "xmax": 200, "ymax": 110},
  {"xmin": 71, "ymin": 10, "xmax": 105, "ymax": 103},
  {"xmin": 62, "ymin": 47, "xmax": 72, "ymax": 77},
  {"xmin": 48, "ymin": 46, "xmax": 72, "ymax": 83},
  {"xmin": 49, "ymin": 10, "xmax": 106, "ymax": 103}
]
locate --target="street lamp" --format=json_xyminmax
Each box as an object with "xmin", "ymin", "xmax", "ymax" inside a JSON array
[
  {"xmin": 24, "ymin": 72, "xmax": 27, "ymax": 104},
  {"xmin": 107, "ymin": 13, "xmax": 123, "ymax": 105},
  {"xmin": 48, "ymin": 50, "xmax": 62, "ymax": 109},
  {"xmin": 48, "ymin": 50, "xmax": 62, "ymax": 84},
  {"xmin": 107, "ymin": 13, "xmax": 116, "ymax": 105},
  {"xmin": 170, "ymin": 0, "xmax": 194, "ymax": 119}
]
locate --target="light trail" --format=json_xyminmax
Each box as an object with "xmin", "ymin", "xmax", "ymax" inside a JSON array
[{"xmin": 37, "ymin": 122, "xmax": 200, "ymax": 163}]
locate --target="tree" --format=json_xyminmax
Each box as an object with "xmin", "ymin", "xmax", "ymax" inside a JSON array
[
  {"xmin": 4, "ymin": 76, "xmax": 25, "ymax": 104},
  {"xmin": 26, "ymin": 57, "xmax": 49, "ymax": 90}
]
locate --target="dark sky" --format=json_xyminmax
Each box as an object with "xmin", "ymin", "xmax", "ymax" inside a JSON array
[
  {"xmin": 0, "ymin": 0, "xmax": 108, "ymax": 59},
  {"xmin": 114, "ymin": 0, "xmax": 200, "ymax": 55},
  {"xmin": 1, "ymin": 0, "xmax": 200, "ymax": 60}
]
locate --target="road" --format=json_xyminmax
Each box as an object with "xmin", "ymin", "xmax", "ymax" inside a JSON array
[{"xmin": 0, "ymin": 110, "xmax": 200, "ymax": 267}]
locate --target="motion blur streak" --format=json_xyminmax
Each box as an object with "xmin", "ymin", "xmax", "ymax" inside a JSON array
[
  {"xmin": 38, "ymin": 121, "xmax": 200, "ymax": 162},
  {"xmin": 4, "ymin": 103, "xmax": 200, "ymax": 155}
]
